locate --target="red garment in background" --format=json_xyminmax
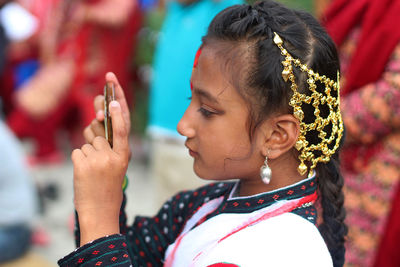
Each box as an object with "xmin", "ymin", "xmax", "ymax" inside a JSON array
[
  {"xmin": 68, "ymin": 0, "xmax": 142, "ymax": 125},
  {"xmin": 322, "ymin": 0, "xmax": 400, "ymax": 96},
  {"xmin": 322, "ymin": 0, "xmax": 400, "ymax": 173},
  {"xmin": 373, "ymin": 184, "xmax": 400, "ymax": 267},
  {"xmin": 322, "ymin": 1, "xmax": 400, "ymax": 266},
  {"xmin": 29, "ymin": 0, "xmax": 60, "ymax": 32},
  {"xmin": 7, "ymin": 0, "xmax": 142, "ymax": 157}
]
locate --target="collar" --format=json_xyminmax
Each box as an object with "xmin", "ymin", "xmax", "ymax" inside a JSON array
[{"xmin": 220, "ymin": 175, "xmax": 317, "ymax": 214}]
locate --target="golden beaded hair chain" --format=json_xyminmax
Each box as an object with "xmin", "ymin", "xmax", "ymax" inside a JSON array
[{"xmin": 273, "ymin": 32, "xmax": 344, "ymax": 176}]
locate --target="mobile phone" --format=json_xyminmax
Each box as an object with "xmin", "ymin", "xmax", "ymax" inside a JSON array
[{"xmin": 104, "ymin": 82, "xmax": 115, "ymax": 147}]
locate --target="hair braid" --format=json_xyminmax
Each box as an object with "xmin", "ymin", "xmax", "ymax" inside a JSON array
[
  {"xmin": 316, "ymin": 157, "xmax": 347, "ymax": 267},
  {"xmin": 294, "ymin": 10, "xmax": 348, "ymax": 267}
]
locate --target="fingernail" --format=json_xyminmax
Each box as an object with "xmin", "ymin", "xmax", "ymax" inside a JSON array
[
  {"xmin": 96, "ymin": 110, "xmax": 104, "ymax": 120},
  {"xmin": 110, "ymin": 101, "xmax": 120, "ymax": 108}
]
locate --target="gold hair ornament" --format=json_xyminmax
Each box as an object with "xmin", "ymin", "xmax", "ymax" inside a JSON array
[{"xmin": 273, "ymin": 32, "xmax": 344, "ymax": 176}]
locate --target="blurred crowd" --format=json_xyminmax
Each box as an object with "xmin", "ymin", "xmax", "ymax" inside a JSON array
[{"xmin": 0, "ymin": 0, "xmax": 399, "ymax": 266}]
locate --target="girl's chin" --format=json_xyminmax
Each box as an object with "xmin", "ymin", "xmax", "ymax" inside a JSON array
[
  {"xmin": 193, "ymin": 165, "xmax": 232, "ymax": 182},
  {"xmin": 192, "ymin": 165, "xmax": 212, "ymax": 180}
]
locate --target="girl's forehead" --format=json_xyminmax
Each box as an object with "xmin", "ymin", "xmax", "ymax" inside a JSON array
[
  {"xmin": 191, "ymin": 47, "xmax": 247, "ymax": 106},
  {"xmin": 196, "ymin": 43, "xmax": 249, "ymax": 87},
  {"xmin": 192, "ymin": 48, "xmax": 229, "ymax": 89},
  {"xmin": 197, "ymin": 46, "xmax": 217, "ymax": 64},
  {"xmin": 194, "ymin": 46, "xmax": 236, "ymax": 82}
]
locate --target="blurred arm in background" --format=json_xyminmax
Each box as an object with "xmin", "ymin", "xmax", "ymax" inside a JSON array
[{"xmin": 0, "ymin": 118, "xmax": 38, "ymax": 263}]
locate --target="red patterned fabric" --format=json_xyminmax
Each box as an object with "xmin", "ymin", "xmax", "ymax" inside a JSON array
[
  {"xmin": 331, "ymin": 27, "xmax": 400, "ymax": 267},
  {"xmin": 373, "ymin": 185, "xmax": 400, "ymax": 267}
]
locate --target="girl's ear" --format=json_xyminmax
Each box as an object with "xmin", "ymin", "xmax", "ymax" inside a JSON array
[{"xmin": 259, "ymin": 114, "xmax": 300, "ymax": 159}]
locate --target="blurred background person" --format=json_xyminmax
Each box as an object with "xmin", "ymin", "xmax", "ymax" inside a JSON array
[
  {"xmin": 4, "ymin": 0, "xmax": 141, "ymax": 165},
  {"xmin": 0, "ymin": 1, "xmax": 41, "ymax": 264},
  {"xmin": 0, "ymin": 0, "xmax": 38, "ymax": 114},
  {"xmin": 321, "ymin": 0, "xmax": 400, "ymax": 266},
  {"xmin": 0, "ymin": 119, "xmax": 38, "ymax": 263},
  {"xmin": 147, "ymin": 0, "xmax": 243, "ymax": 205}
]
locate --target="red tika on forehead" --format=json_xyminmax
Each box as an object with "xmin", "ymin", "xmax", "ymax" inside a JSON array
[{"xmin": 193, "ymin": 48, "xmax": 202, "ymax": 68}]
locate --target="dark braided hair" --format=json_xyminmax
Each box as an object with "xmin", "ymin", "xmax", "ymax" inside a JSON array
[{"xmin": 201, "ymin": 1, "xmax": 347, "ymax": 266}]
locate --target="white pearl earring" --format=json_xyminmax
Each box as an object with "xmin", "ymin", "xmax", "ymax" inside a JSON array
[{"xmin": 260, "ymin": 156, "xmax": 272, "ymax": 184}]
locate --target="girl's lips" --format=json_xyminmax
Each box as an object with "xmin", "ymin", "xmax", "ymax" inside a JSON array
[
  {"xmin": 188, "ymin": 149, "xmax": 199, "ymax": 157},
  {"xmin": 185, "ymin": 142, "xmax": 198, "ymax": 157}
]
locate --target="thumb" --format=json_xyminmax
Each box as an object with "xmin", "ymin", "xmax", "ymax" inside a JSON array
[{"xmin": 109, "ymin": 101, "xmax": 129, "ymax": 158}]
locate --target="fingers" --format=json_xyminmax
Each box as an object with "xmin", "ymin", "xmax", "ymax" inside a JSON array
[
  {"xmin": 83, "ymin": 125, "xmax": 96, "ymax": 144},
  {"xmin": 92, "ymin": 136, "xmax": 111, "ymax": 151},
  {"xmin": 81, "ymin": 144, "xmax": 96, "ymax": 157},
  {"xmin": 83, "ymin": 119, "xmax": 105, "ymax": 144},
  {"xmin": 71, "ymin": 148, "xmax": 85, "ymax": 163},
  {"xmin": 72, "ymin": 138, "xmax": 111, "ymax": 162},
  {"xmin": 109, "ymin": 100, "xmax": 129, "ymax": 158},
  {"xmin": 94, "ymin": 95, "xmax": 105, "ymax": 122},
  {"xmin": 105, "ymin": 72, "xmax": 130, "ymax": 129}
]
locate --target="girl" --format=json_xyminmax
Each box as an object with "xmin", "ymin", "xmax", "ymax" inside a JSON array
[{"xmin": 59, "ymin": 1, "xmax": 346, "ymax": 266}]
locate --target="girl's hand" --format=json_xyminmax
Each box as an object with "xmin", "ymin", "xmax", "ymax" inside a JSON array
[
  {"xmin": 83, "ymin": 72, "xmax": 131, "ymax": 145},
  {"xmin": 72, "ymin": 73, "xmax": 131, "ymax": 246}
]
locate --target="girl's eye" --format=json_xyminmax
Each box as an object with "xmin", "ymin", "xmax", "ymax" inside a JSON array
[{"xmin": 198, "ymin": 107, "xmax": 215, "ymax": 118}]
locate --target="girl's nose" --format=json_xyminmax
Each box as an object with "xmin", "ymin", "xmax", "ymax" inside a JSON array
[{"xmin": 177, "ymin": 109, "xmax": 195, "ymax": 138}]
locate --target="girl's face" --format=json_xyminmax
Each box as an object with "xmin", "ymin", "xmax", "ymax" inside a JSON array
[{"xmin": 177, "ymin": 46, "xmax": 265, "ymax": 182}]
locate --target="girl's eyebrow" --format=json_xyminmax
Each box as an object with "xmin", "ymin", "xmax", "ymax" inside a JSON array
[{"xmin": 193, "ymin": 87, "xmax": 219, "ymax": 104}]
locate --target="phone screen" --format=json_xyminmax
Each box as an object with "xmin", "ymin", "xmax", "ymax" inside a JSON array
[{"xmin": 104, "ymin": 82, "xmax": 115, "ymax": 147}]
